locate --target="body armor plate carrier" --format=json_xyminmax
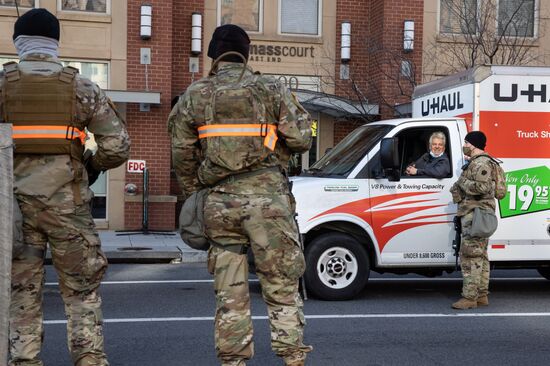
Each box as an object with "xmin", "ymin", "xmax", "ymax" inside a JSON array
[
  {"xmin": 1, "ymin": 61, "xmax": 85, "ymax": 160},
  {"xmin": 2, "ymin": 61, "xmax": 87, "ymax": 204}
]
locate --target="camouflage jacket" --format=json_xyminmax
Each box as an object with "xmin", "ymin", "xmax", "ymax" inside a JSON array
[
  {"xmin": 168, "ymin": 63, "xmax": 312, "ymax": 196},
  {"xmin": 450, "ymin": 153, "xmax": 496, "ymax": 217},
  {"xmin": 0, "ymin": 53, "xmax": 130, "ymax": 210}
]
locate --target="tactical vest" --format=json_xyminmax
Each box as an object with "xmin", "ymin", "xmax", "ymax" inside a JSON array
[
  {"xmin": 197, "ymin": 74, "xmax": 278, "ymax": 172},
  {"xmin": 2, "ymin": 61, "xmax": 87, "ymax": 205},
  {"xmin": 1, "ymin": 61, "xmax": 85, "ymax": 160}
]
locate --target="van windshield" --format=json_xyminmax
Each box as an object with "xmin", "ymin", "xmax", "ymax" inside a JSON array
[{"xmin": 303, "ymin": 124, "xmax": 392, "ymax": 177}]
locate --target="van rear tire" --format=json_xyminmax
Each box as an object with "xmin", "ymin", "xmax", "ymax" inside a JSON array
[
  {"xmin": 537, "ymin": 267, "xmax": 550, "ymax": 280},
  {"xmin": 304, "ymin": 232, "xmax": 370, "ymax": 300}
]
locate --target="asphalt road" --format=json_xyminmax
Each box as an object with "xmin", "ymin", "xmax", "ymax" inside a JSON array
[{"xmin": 38, "ymin": 264, "xmax": 550, "ymax": 366}]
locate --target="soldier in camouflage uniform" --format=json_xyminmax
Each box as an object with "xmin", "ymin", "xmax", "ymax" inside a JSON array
[
  {"xmin": 450, "ymin": 131, "xmax": 496, "ymax": 310},
  {"xmin": 2, "ymin": 9, "xmax": 130, "ymax": 365},
  {"xmin": 168, "ymin": 24, "xmax": 313, "ymax": 366}
]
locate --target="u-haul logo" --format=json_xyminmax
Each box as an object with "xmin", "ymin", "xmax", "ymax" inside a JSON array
[
  {"xmin": 494, "ymin": 83, "xmax": 550, "ymax": 103},
  {"xmin": 420, "ymin": 92, "xmax": 464, "ymax": 116}
]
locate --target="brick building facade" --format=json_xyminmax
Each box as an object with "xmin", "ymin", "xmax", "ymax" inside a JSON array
[
  {"xmin": 122, "ymin": 0, "xmax": 427, "ymax": 230},
  {"xmin": 0, "ymin": 1, "xmax": 432, "ymax": 231},
  {"xmin": 333, "ymin": 0, "xmax": 424, "ymax": 143},
  {"xmin": 124, "ymin": 0, "xmax": 204, "ymax": 230}
]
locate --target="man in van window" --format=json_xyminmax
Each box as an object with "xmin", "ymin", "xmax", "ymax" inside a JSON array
[{"xmin": 405, "ymin": 131, "xmax": 450, "ymax": 178}]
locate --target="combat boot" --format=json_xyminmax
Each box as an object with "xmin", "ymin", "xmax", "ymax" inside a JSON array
[
  {"xmin": 285, "ymin": 361, "xmax": 305, "ymax": 366},
  {"xmin": 451, "ymin": 297, "xmax": 477, "ymax": 309},
  {"xmin": 477, "ymin": 295, "xmax": 489, "ymax": 306},
  {"xmin": 222, "ymin": 360, "xmax": 246, "ymax": 366}
]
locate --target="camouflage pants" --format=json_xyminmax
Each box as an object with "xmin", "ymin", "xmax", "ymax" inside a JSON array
[
  {"xmin": 459, "ymin": 211, "xmax": 490, "ymax": 300},
  {"xmin": 9, "ymin": 201, "xmax": 109, "ymax": 366},
  {"xmin": 204, "ymin": 191, "xmax": 312, "ymax": 365}
]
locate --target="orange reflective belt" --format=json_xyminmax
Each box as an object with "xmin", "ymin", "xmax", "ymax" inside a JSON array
[
  {"xmin": 197, "ymin": 123, "xmax": 278, "ymax": 151},
  {"xmin": 12, "ymin": 125, "xmax": 87, "ymax": 144}
]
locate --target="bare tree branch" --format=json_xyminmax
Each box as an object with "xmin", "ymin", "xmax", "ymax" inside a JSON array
[{"xmin": 426, "ymin": 0, "xmax": 542, "ymax": 76}]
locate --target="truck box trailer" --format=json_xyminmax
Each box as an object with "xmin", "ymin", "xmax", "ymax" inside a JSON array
[{"xmin": 294, "ymin": 66, "xmax": 550, "ymax": 300}]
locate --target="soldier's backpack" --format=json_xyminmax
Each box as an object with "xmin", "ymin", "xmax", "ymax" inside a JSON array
[
  {"xmin": 492, "ymin": 161, "xmax": 507, "ymax": 200},
  {"xmin": 198, "ymin": 52, "xmax": 277, "ymax": 172},
  {"xmin": 472, "ymin": 154, "xmax": 507, "ymax": 200}
]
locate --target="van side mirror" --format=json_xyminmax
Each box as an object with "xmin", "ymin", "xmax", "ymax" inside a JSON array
[{"xmin": 380, "ymin": 137, "xmax": 400, "ymax": 182}]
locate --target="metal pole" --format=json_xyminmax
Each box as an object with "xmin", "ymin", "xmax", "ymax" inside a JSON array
[
  {"xmin": 142, "ymin": 167, "xmax": 149, "ymax": 232},
  {"xmin": 0, "ymin": 124, "xmax": 14, "ymax": 363}
]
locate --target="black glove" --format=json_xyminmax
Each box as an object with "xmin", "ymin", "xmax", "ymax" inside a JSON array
[{"xmin": 83, "ymin": 149, "xmax": 102, "ymax": 186}]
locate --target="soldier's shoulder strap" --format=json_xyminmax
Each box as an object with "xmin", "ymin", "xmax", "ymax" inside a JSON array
[
  {"xmin": 2, "ymin": 61, "xmax": 20, "ymax": 82},
  {"xmin": 59, "ymin": 66, "xmax": 79, "ymax": 83},
  {"xmin": 471, "ymin": 153, "xmax": 502, "ymax": 165}
]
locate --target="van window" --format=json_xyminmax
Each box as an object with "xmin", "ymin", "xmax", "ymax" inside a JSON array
[
  {"xmin": 303, "ymin": 125, "xmax": 392, "ymax": 177},
  {"xmin": 358, "ymin": 127, "xmax": 452, "ymax": 180}
]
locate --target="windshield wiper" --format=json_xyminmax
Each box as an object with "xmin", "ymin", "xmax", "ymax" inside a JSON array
[{"xmin": 301, "ymin": 167, "xmax": 324, "ymax": 176}]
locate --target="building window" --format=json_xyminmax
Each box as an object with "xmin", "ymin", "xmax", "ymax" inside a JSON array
[
  {"xmin": 401, "ymin": 60, "xmax": 413, "ymax": 78},
  {"xmin": 218, "ymin": 0, "xmax": 262, "ymax": 33},
  {"xmin": 279, "ymin": 0, "xmax": 322, "ymax": 36},
  {"xmin": 439, "ymin": 0, "xmax": 478, "ymax": 35},
  {"xmin": 90, "ymin": 171, "xmax": 107, "ymax": 219},
  {"xmin": 61, "ymin": 0, "xmax": 109, "ymax": 13},
  {"xmin": 498, "ymin": 0, "xmax": 536, "ymax": 37},
  {"xmin": 62, "ymin": 60, "xmax": 109, "ymax": 88},
  {"xmin": 0, "ymin": 0, "xmax": 35, "ymax": 7}
]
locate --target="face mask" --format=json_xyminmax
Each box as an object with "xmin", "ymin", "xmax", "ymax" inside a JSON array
[
  {"xmin": 430, "ymin": 151, "xmax": 443, "ymax": 158},
  {"xmin": 463, "ymin": 146, "xmax": 473, "ymax": 156}
]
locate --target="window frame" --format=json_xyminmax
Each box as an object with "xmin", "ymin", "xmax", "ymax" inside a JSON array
[
  {"xmin": 396, "ymin": 126, "xmax": 453, "ymax": 180},
  {"xmin": 496, "ymin": 0, "xmax": 539, "ymax": 39},
  {"xmin": 278, "ymin": 0, "xmax": 323, "ymax": 37},
  {"xmin": 58, "ymin": 0, "xmax": 111, "ymax": 15},
  {"xmin": 60, "ymin": 58, "xmax": 111, "ymax": 89},
  {"xmin": 437, "ymin": 0, "xmax": 480, "ymax": 36},
  {"xmin": 0, "ymin": 0, "xmax": 38, "ymax": 8},
  {"xmin": 217, "ymin": 0, "xmax": 264, "ymax": 34}
]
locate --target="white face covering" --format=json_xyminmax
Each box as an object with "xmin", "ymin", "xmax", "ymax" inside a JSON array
[
  {"xmin": 14, "ymin": 35, "xmax": 59, "ymax": 58},
  {"xmin": 430, "ymin": 151, "xmax": 443, "ymax": 158}
]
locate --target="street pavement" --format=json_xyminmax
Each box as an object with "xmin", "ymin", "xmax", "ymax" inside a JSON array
[
  {"xmin": 37, "ymin": 233, "xmax": 550, "ymax": 365},
  {"xmin": 38, "ymin": 264, "xmax": 550, "ymax": 366}
]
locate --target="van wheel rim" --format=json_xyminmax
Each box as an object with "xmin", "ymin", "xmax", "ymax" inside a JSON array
[{"xmin": 317, "ymin": 247, "xmax": 358, "ymax": 289}]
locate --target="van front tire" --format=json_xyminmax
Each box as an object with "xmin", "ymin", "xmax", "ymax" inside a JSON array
[{"xmin": 304, "ymin": 232, "xmax": 370, "ymax": 300}]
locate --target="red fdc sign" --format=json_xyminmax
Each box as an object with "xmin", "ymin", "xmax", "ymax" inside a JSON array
[{"xmin": 127, "ymin": 160, "xmax": 146, "ymax": 173}]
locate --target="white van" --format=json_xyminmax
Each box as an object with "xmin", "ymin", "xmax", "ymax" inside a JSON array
[{"xmin": 295, "ymin": 66, "xmax": 550, "ymax": 300}]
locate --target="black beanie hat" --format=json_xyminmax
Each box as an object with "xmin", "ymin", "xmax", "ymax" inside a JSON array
[
  {"xmin": 13, "ymin": 8, "xmax": 60, "ymax": 41},
  {"xmin": 207, "ymin": 24, "xmax": 250, "ymax": 63},
  {"xmin": 465, "ymin": 131, "xmax": 487, "ymax": 150}
]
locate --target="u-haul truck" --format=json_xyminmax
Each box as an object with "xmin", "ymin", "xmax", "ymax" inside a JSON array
[{"xmin": 294, "ymin": 66, "xmax": 550, "ymax": 300}]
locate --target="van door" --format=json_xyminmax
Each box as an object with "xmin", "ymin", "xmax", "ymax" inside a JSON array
[{"xmin": 367, "ymin": 125, "xmax": 457, "ymax": 267}]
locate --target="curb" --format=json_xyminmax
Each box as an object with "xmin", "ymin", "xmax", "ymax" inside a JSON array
[{"xmin": 103, "ymin": 245, "xmax": 207, "ymax": 264}]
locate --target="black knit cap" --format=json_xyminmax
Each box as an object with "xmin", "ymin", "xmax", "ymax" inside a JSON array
[
  {"xmin": 207, "ymin": 24, "xmax": 250, "ymax": 63},
  {"xmin": 465, "ymin": 131, "xmax": 487, "ymax": 150},
  {"xmin": 13, "ymin": 8, "xmax": 60, "ymax": 41}
]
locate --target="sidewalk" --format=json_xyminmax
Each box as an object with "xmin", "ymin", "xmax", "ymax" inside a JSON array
[{"xmin": 98, "ymin": 231, "xmax": 207, "ymax": 263}]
